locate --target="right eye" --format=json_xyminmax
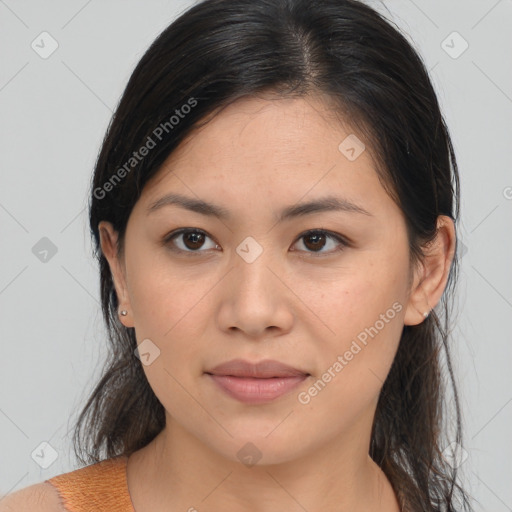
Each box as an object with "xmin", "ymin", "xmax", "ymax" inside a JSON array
[{"xmin": 163, "ymin": 228, "xmax": 220, "ymax": 255}]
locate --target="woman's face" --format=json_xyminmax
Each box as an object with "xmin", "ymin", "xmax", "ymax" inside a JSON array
[{"xmin": 101, "ymin": 95, "xmax": 428, "ymax": 465}]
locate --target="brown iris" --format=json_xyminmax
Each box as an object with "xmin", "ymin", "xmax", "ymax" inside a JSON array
[
  {"xmin": 182, "ymin": 231, "xmax": 206, "ymax": 250},
  {"xmin": 302, "ymin": 232, "xmax": 327, "ymax": 252}
]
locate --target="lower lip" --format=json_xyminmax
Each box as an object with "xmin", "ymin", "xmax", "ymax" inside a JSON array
[{"xmin": 207, "ymin": 374, "xmax": 308, "ymax": 404}]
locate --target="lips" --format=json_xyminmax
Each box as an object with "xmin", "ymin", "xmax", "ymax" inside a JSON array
[
  {"xmin": 206, "ymin": 358, "xmax": 309, "ymax": 378},
  {"xmin": 205, "ymin": 359, "xmax": 310, "ymax": 404}
]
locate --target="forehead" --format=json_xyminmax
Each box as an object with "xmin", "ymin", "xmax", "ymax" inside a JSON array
[
  {"xmin": 172, "ymin": 94, "xmax": 363, "ymax": 164},
  {"xmin": 137, "ymin": 95, "xmax": 396, "ymax": 222}
]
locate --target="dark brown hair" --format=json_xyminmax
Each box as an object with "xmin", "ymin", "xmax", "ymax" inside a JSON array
[{"xmin": 74, "ymin": 0, "xmax": 474, "ymax": 510}]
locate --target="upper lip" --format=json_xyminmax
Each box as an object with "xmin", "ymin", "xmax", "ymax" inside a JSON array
[{"xmin": 206, "ymin": 359, "xmax": 309, "ymax": 378}]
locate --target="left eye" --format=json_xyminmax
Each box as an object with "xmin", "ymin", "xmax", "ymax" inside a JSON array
[
  {"xmin": 163, "ymin": 228, "xmax": 348, "ymax": 256},
  {"xmin": 292, "ymin": 229, "xmax": 348, "ymax": 255}
]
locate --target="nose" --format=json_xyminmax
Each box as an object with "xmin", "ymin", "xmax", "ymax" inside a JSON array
[{"xmin": 216, "ymin": 246, "xmax": 294, "ymax": 340}]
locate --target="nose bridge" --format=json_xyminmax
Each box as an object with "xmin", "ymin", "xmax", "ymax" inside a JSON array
[
  {"xmin": 218, "ymin": 233, "xmax": 294, "ymax": 336},
  {"xmin": 232, "ymin": 234, "xmax": 277, "ymax": 299}
]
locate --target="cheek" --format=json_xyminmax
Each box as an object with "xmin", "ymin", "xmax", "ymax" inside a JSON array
[
  {"xmin": 297, "ymin": 252, "xmax": 408, "ymax": 343},
  {"xmin": 127, "ymin": 264, "xmax": 214, "ymax": 420},
  {"xmin": 298, "ymin": 252, "xmax": 408, "ymax": 404},
  {"xmin": 125, "ymin": 244, "xmax": 210, "ymax": 337},
  {"xmin": 125, "ymin": 249, "xmax": 218, "ymax": 381},
  {"xmin": 297, "ymin": 288, "xmax": 404, "ymax": 426}
]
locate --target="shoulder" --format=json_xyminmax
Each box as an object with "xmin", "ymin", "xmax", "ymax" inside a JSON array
[
  {"xmin": 0, "ymin": 456, "xmax": 131, "ymax": 512},
  {"xmin": 0, "ymin": 482, "xmax": 67, "ymax": 512}
]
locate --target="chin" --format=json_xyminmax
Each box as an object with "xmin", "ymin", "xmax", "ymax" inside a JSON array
[{"xmin": 202, "ymin": 430, "xmax": 308, "ymax": 468}]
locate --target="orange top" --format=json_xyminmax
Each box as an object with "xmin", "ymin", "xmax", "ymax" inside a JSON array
[{"xmin": 44, "ymin": 455, "xmax": 135, "ymax": 512}]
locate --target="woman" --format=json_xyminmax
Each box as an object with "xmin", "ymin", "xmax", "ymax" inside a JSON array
[{"xmin": 1, "ymin": 0, "xmax": 474, "ymax": 510}]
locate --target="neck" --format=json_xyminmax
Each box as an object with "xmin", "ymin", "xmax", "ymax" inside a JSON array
[{"xmin": 126, "ymin": 417, "xmax": 401, "ymax": 512}]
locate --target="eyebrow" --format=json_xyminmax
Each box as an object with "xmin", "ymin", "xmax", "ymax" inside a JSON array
[{"xmin": 146, "ymin": 192, "xmax": 372, "ymax": 221}]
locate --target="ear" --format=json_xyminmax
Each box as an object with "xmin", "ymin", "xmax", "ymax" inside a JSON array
[
  {"xmin": 98, "ymin": 221, "xmax": 134, "ymax": 328},
  {"xmin": 403, "ymin": 215, "xmax": 457, "ymax": 326}
]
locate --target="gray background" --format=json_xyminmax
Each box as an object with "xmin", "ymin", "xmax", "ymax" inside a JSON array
[{"xmin": 0, "ymin": 0, "xmax": 511, "ymax": 510}]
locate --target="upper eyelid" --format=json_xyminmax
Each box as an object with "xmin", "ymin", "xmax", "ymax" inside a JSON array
[{"xmin": 164, "ymin": 228, "xmax": 219, "ymax": 246}]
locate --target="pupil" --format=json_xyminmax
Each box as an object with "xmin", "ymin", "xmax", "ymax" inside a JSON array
[
  {"xmin": 305, "ymin": 233, "xmax": 325, "ymax": 251},
  {"xmin": 185, "ymin": 232, "xmax": 204, "ymax": 250}
]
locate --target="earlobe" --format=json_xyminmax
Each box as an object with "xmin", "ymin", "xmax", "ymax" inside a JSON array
[
  {"xmin": 403, "ymin": 215, "xmax": 456, "ymax": 326},
  {"xmin": 98, "ymin": 221, "xmax": 134, "ymax": 328}
]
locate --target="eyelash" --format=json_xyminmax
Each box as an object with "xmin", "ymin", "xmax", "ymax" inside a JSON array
[{"xmin": 162, "ymin": 228, "xmax": 350, "ymax": 257}]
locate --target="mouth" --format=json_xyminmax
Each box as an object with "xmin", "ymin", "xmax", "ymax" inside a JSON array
[{"xmin": 205, "ymin": 358, "xmax": 310, "ymax": 404}]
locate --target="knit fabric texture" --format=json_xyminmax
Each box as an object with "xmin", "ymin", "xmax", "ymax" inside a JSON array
[{"xmin": 45, "ymin": 455, "xmax": 135, "ymax": 512}]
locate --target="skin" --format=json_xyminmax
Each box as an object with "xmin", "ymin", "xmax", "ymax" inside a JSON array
[{"xmin": 99, "ymin": 94, "xmax": 456, "ymax": 512}]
